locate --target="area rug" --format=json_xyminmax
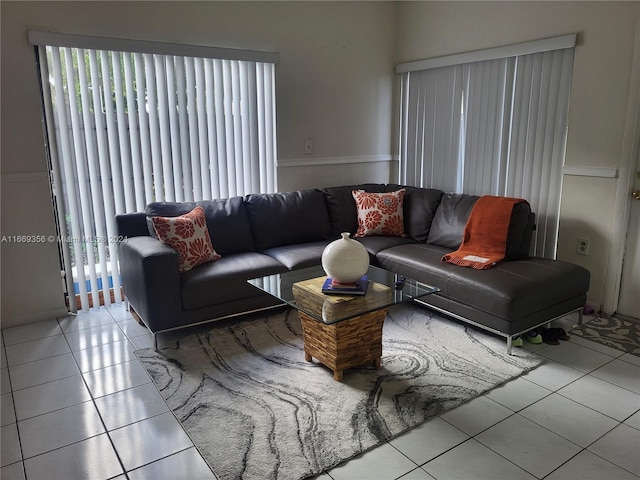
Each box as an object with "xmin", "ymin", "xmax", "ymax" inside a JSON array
[
  {"xmin": 571, "ymin": 313, "xmax": 640, "ymax": 356},
  {"xmin": 135, "ymin": 304, "xmax": 544, "ymax": 480}
]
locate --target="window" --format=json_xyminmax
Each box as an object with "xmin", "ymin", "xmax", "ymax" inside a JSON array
[
  {"xmin": 397, "ymin": 35, "xmax": 575, "ymax": 258},
  {"xmin": 30, "ymin": 31, "xmax": 278, "ymax": 312}
]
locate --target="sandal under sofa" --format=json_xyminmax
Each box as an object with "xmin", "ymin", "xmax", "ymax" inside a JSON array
[{"xmin": 116, "ymin": 183, "xmax": 590, "ymax": 352}]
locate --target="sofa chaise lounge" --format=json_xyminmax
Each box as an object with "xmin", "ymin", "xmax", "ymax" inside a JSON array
[{"xmin": 116, "ymin": 184, "xmax": 590, "ymax": 352}]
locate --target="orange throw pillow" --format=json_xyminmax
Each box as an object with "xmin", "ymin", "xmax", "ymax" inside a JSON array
[
  {"xmin": 151, "ymin": 205, "xmax": 221, "ymax": 272},
  {"xmin": 352, "ymin": 189, "xmax": 406, "ymax": 237}
]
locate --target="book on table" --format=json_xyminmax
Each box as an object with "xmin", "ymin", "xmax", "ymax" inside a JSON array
[{"xmin": 322, "ymin": 275, "xmax": 369, "ymax": 296}]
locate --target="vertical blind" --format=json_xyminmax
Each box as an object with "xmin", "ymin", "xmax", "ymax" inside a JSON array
[
  {"xmin": 31, "ymin": 32, "xmax": 278, "ymax": 312},
  {"xmin": 398, "ymin": 35, "xmax": 575, "ymax": 258}
]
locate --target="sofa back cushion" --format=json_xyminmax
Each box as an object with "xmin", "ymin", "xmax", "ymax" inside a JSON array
[
  {"xmin": 245, "ymin": 189, "xmax": 333, "ymax": 251},
  {"xmin": 427, "ymin": 193, "xmax": 534, "ymax": 259},
  {"xmin": 146, "ymin": 197, "xmax": 255, "ymax": 255},
  {"xmin": 322, "ymin": 184, "xmax": 386, "ymax": 236},
  {"xmin": 385, "ymin": 184, "xmax": 443, "ymax": 242},
  {"xmin": 427, "ymin": 193, "xmax": 480, "ymax": 249}
]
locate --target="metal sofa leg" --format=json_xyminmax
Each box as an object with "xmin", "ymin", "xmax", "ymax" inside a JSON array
[
  {"xmin": 152, "ymin": 332, "xmax": 158, "ymax": 351},
  {"xmin": 507, "ymin": 336, "xmax": 513, "ymax": 355},
  {"xmin": 578, "ymin": 309, "xmax": 584, "ymax": 325}
]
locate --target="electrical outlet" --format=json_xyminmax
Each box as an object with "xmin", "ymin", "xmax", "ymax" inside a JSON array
[
  {"xmin": 304, "ymin": 139, "xmax": 313, "ymax": 155},
  {"xmin": 577, "ymin": 237, "xmax": 590, "ymax": 256}
]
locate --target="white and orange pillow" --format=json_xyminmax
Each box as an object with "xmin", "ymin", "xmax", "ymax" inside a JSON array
[
  {"xmin": 352, "ymin": 189, "xmax": 406, "ymax": 237},
  {"xmin": 151, "ymin": 205, "xmax": 220, "ymax": 272}
]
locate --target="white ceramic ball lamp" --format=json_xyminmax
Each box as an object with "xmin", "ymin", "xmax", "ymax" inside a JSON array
[{"xmin": 321, "ymin": 232, "xmax": 370, "ymax": 283}]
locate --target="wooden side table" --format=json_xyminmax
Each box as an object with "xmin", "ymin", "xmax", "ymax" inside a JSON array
[
  {"xmin": 298, "ymin": 308, "xmax": 386, "ymax": 381},
  {"xmin": 292, "ymin": 276, "xmax": 392, "ymax": 381}
]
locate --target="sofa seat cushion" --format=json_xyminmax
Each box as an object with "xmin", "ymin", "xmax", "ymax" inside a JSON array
[
  {"xmin": 376, "ymin": 243, "xmax": 590, "ymax": 323},
  {"xmin": 357, "ymin": 236, "xmax": 417, "ymax": 256},
  {"xmin": 263, "ymin": 240, "xmax": 330, "ymax": 270},
  {"xmin": 246, "ymin": 189, "xmax": 333, "ymax": 251},
  {"xmin": 181, "ymin": 252, "xmax": 287, "ymax": 310},
  {"xmin": 444, "ymin": 257, "xmax": 590, "ymax": 321},
  {"xmin": 374, "ymin": 243, "xmax": 459, "ymax": 290}
]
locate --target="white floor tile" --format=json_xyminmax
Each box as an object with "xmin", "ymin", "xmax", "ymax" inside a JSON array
[
  {"xmin": 1, "ymin": 461, "xmax": 25, "ymax": 480},
  {"xmin": 398, "ymin": 467, "xmax": 436, "ymax": 479},
  {"xmin": 23, "ymin": 433, "xmax": 123, "ymax": 480},
  {"xmin": 484, "ymin": 376, "xmax": 551, "ymax": 412},
  {"xmin": 568, "ymin": 334, "xmax": 628, "ymax": 358},
  {"xmin": 588, "ymin": 424, "xmax": 640, "ymax": 476},
  {"xmin": 476, "ymin": 414, "xmax": 582, "ymax": 478},
  {"xmin": 521, "ymin": 359, "xmax": 584, "ymax": 391},
  {"xmin": 2, "ymin": 320, "xmax": 62, "ymax": 346},
  {"xmin": 440, "ymin": 395, "xmax": 513, "ymax": 436},
  {"xmin": 18, "ymin": 400, "xmax": 104, "ymax": 458},
  {"xmin": 64, "ymin": 322, "xmax": 128, "ymax": 352},
  {"xmin": 546, "ymin": 449, "xmax": 639, "ymax": 480},
  {"xmin": 620, "ymin": 353, "xmax": 640, "ymax": 367},
  {"xmin": 12, "ymin": 375, "xmax": 91, "ymax": 421},
  {"xmin": 422, "ymin": 438, "xmax": 536, "ymax": 480},
  {"xmin": 4, "ymin": 335, "xmax": 70, "ymax": 366},
  {"xmin": 72, "ymin": 339, "xmax": 136, "ymax": 373},
  {"xmin": 1, "ymin": 424, "xmax": 22, "ymax": 467},
  {"xmin": 94, "ymin": 383, "xmax": 169, "ymax": 431},
  {"xmin": 625, "ymin": 410, "xmax": 640, "ymax": 430},
  {"xmin": 389, "ymin": 417, "xmax": 469, "ymax": 465},
  {"xmin": 0, "ymin": 347, "xmax": 6, "ymax": 369},
  {"xmin": 558, "ymin": 374, "xmax": 640, "ymax": 421},
  {"xmin": 8, "ymin": 353, "xmax": 79, "ymax": 391},
  {"xmin": 110, "ymin": 412, "xmax": 193, "ymax": 471},
  {"xmin": 127, "ymin": 447, "xmax": 216, "ymax": 480},
  {"xmin": 58, "ymin": 308, "xmax": 116, "ymax": 333},
  {"xmin": 329, "ymin": 442, "xmax": 417, "ymax": 480},
  {"xmin": 590, "ymin": 358, "xmax": 640, "ymax": 394},
  {"xmin": 1, "ymin": 393, "xmax": 15, "ymax": 427},
  {"xmin": 0, "ymin": 368, "xmax": 10, "ymax": 394},
  {"xmin": 536, "ymin": 341, "xmax": 617, "ymax": 373},
  {"xmin": 117, "ymin": 318, "xmax": 151, "ymax": 338},
  {"xmin": 106, "ymin": 303, "xmax": 134, "ymax": 322},
  {"xmin": 0, "ymin": 368, "xmax": 11, "ymax": 393},
  {"xmin": 129, "ymin": 333, "xmax": 154, "ymax": 350},
  {"xmin": 519, "ymin": 393, "xmax": 618, "ymax": 447},
  {"xmin": 82, "ymin": 359, "xmax": 151, "ymax": 398}
]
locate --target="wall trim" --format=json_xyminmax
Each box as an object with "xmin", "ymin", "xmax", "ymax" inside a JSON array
[
  {"xmin": 562, "ymin": 166, "xmax": 618, "ymax": 178},
  {"xmin": 278, "ymin": 154, "xmax": 397, "ymax": 168},
  {"xmin": 1, "ymin": 172, "xmax": 50, "ymax": 184}
]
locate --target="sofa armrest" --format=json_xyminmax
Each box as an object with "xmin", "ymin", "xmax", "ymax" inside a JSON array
[
  {"xmin": 116, "ymin": 212, "xmax": 150, "ymax": 238},
  {"xmin": 118, "ymin": 236, "xmax": 181, "ymax": 333}
]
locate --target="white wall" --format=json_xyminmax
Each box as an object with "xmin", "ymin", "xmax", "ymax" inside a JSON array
[
  {"xmin": 0, "ymin": 1, "xmax": 396, "ymax": 326},
  {"xmin": 395, "ymin": 1, "xmax": 640, "ymax": 311}
]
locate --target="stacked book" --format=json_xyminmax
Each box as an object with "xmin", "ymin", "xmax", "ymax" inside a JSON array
[{"xmin": 321, "ymin": 275, "xmax": 369, "ymax": 296}]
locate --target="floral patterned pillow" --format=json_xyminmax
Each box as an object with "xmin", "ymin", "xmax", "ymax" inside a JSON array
[
  {"xmin": 352, "ymin": 189, "xmax": 406, "ymax": 237},
  {"xmin": 151, "ymin": 205, "xmax": 221, "ymax": 272}
]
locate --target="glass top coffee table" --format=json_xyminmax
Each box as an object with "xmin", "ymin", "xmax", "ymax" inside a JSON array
[{"xmin": 249, "ymin": 265, "xmax": 438, "ymax": 381}]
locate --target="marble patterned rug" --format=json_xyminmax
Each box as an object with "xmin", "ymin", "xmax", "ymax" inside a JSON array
[
  {"xmin": 136, "ymin": 304, "xmax": 544, "ymax": 480},
  {"xmin": 571, "ymin": 313, "xmax": 640, "ymax": 355}
]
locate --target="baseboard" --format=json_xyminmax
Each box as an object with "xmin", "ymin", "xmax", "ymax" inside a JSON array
[{"xmin": 0, "ymin": 306, "xmax": 70, "ymax": 328}]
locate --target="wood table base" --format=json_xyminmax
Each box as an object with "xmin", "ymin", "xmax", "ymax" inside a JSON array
[{"xmin": 299, "ymin": 308, "xmax": 387, "ymax": 381}]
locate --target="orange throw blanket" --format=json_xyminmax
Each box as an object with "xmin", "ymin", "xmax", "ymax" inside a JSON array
[{"xmin": 442, "ymin": 195, "xmax": 528, "ymax": 270}]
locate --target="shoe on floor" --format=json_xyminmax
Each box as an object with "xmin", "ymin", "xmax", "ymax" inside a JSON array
[
  {"xmin": 512, "ymin": 336, "xmax": 524, "ymax": 347},
  {"xmin": 525, "ymin": 331, "xmax": 543, "ymax": 344}
]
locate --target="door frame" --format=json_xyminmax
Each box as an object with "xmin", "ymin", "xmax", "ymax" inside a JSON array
[{"xmin": 604, "ymin": 14, "xmax": 640, "ymax": 315}]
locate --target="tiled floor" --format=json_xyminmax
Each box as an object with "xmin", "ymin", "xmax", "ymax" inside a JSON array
[{"xmin": 1, "ymin": 305, "xmax": 639, "ymax": 480}]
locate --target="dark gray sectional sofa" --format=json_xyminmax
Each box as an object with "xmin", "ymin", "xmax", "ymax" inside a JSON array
[{"xmin": 116, "ymin": 183, "xmax": 590, "ymax": 352}]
